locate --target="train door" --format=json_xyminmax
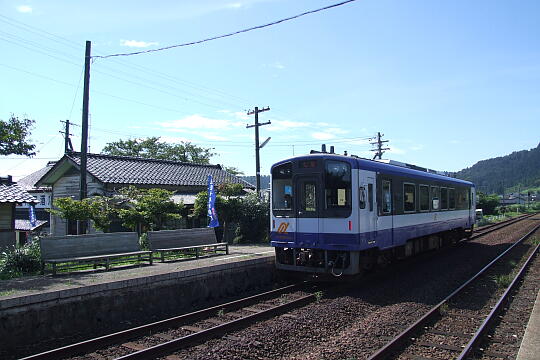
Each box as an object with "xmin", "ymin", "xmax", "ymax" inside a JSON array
[
  {"xmin": 377, "ymin": 177, "xmax": 394, "ymax": 248},
  {"xmin": 295, "ymin": 176, "xmax": 320, "ymax": 245},
  {"xmin": 359, "ymin": 172, "xmax": 377, "ymax": 244},
  {"xmin": 470, "ymin": 187, "xmax": 476, "ymax": 226}
]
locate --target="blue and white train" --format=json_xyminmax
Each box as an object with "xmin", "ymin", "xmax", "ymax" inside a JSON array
[{"xmin": 270, "ymin": 146, "xmax": 476, "ymax": 276}]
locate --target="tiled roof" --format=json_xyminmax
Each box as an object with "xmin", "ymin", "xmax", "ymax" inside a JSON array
[
  {"xmin": 17, "ymin": 162, "xmax": 55, "ymax": 191},
  {"xmin": 0, "ymin": 184, "xmax": 39, "ymax": 203},
  {"xmin": 64, "ymin": 153, "xmax": 254, "ymax": 188},
  {"xmin": 15, "ymin": 219, "xmax": 48, "ymax": 231}
]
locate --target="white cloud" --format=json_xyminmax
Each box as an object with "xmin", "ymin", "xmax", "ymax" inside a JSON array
[
  {"xmin": 387, "ymin": 146, "xmax": 405, "ymax": 155},
  {"xmin": 326, "ymin": 127, "xmax": 349, "ymax": 135},
  {"xmin": 203, "ymin": 134, "xmax": 228, "ymax": 141},
  {"xmin": 226, "ymin": 2, "xmax": 243, "ymax": 8},
  {"xmin": 316, "ymin": 122, "xmax": 332, "ymax": 127},
  {"xmin": 270, "ymin": 62, "xmax": 285, "ymax": 70},
  {"xmin": 17, "ymin": 5, "xmax": 32, "ymax": 13},
  {"xmin": 270, "ymin": 120, "xmax": 310, "ymax": 129},
  {"xmin": 157, "ymin": 135, "xmax": 193, "ymax": 143},
  {"xmin": 159, "ymin": 114, "xmax": 237, "ymax": 130},
  {"xmin": 411, "ymin": 145, "xmax": 424, "ymax": 151},
  {"xmin": 233, "ymin": 111, "xmax": 250, "ymax": 121},
  {"xmin": 120, "ymin": 40, "xmax": 159, "ymax": 48},
  {"xmin": 311, "ymin": 132, "xmax": 337, "ymax": 140}
]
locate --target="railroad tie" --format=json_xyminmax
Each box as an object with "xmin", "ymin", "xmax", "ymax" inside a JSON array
[{"xmin": 122, "ymin": 342, "xmax": 146, "ymax": 351}]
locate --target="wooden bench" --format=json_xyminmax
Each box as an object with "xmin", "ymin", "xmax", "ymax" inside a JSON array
[
  {"xmin": 147, "ymin": 228, "xmax": 228, "ymax": 262},
  {"xmin": 40, "ymin": 232, "xmax": 153, "ymax": 275}
]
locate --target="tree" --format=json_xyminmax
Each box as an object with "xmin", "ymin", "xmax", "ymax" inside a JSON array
[
  {"xmin": 223, "ymin": 166, "xmax": 244, "ymax": 176},
  {"xmin": 477, "ymin": 192, "xmax": 500, "ymax": 215},
  {"xmin": 0, "ymin": 114, "xmax": 35, "ymax": 156},
  {"xmin": 102, "ymin": 137, "xmax": 214, "ymax": 164},
  {"xmin": 49, "ymin": 196, "xmax": 119, "ymax": 232},
  {"xmin": 193, "ymin": 183, "xmax": 244, "ymax": 242},
  {"xmin": 234, "ymin": 193, "xmax": 269, "ymax": 243},
  {"xmin": 49, "ymin": 188, "xmax": 184, "ymax": 233},
  {"xmin": 116, "ymin": 186, "xmax": 184, "ymax": 231}
]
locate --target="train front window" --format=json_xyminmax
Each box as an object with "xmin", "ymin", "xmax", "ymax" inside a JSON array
[
  {"xmin": 325, "ymin": 161, "xmax": 351, "ymax": 209},
  {"xmin": 272, "ymin": 162, "xmax": 293, "ymax": 213}
]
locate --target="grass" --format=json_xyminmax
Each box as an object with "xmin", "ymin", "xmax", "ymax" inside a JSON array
[
  {"xmin": 0, "ymin": 289, "xmax": 16, "ymax": 297},
  {"xmin": 493, "ymin": 274, "xmax": 513, "ymax": 289},
  {"xmin": 314, "ymin": 290, "xmax": 324, "ymax": 302},
  {"xmin": 439, "ymin": 303, "xmax": 450, "ymax": 315},
  {"xmin": 217, "ymin": 308, "xmax": 225, "ymax": 317},
  {"xmin": 531, "ymin": 236, "xmax": 539, "ymax": 246}
]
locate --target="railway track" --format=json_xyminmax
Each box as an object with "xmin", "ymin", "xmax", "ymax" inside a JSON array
[
  {"xmin": 470, "ymin": 213, "xmax": 535, "ymax": 239},
  {"xmin": 19, "ymin": 214, "xmax": 537, "ymax": 360},
  {"xmin": 368, "ymin": 221, "xmax": 540, "ymax": 360},
  {"xmin": 21, "ymin": 282, "xmax": 326, "ymax": 360}
]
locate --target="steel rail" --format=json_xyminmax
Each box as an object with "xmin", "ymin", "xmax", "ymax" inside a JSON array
[
  {"xmin": 368, "ymin": 222, "xmax": 540, "ymax": 360},
  {"xmin": 20, "ymin": 282, "xmax": 308, "ymax": 360},
  {"xmin": 114, "ymin": 292, "xmax": 317, "ymax": 360},
  {"xmin": 457, "ymin": 239, "xmax": 540, "ymax": 359}
]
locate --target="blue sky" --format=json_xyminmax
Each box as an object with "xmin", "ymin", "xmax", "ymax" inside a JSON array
[{"xmin": 1, "ymin": 0, "xmax": 539, "ymax": 180}]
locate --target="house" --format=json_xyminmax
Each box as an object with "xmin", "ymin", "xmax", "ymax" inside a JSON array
[
  {"xmin": 35, "ymin": 152, "xmax": 254, "ymax": 236},
  {"xmin": 0, "ymin": 176, "xmax": 38, "ymax": 249},
  {"xmin": 15, "ymin": 161, "xmax": 55, "ymax": 234}
]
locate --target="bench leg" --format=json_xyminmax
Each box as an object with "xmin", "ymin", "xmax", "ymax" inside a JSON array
[
  {"xmin": 195, "ymin": 248, "xmax": 199, "ymax": 259},
  {"xmin": 161, "ymin": 251, "xmax": 165, "ymax": 262},
  {"xmin": 149, "ymin": 253, "xmax": 153, "ymax": 265},
  {"xmin": 41, "ymin": 261, "xmax": 45, "ymax": 275},
  {"xmin": 138, "ymin": 254, "xmax": 141, "ymax": 264},
  {"xmin": 52, "ymin": 263, "xmax": 57, "ymax": 276},
  {"xmin": 226, "ymin": 244, "xmax": 229, "ymax": 255},
  {"xmin": 105, "ymin": 258, "xmax": 110, "ymax": 271}
]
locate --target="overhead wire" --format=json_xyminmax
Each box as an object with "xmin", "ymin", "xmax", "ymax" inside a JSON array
[{"xmin": 92, "ymin": 0, "xmax": 358, "ymax": 59}]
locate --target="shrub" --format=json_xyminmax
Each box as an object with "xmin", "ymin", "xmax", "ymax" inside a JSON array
[
  {"xmin": 0, "ymin": 240, "xmax": 41, "ymax": 279},
  {"xmin": 234, "ymin": 193, "xmax": 270, "ymax": 243}
]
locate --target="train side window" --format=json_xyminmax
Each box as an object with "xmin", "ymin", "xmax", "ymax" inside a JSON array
[
  {"xmin": 403, "ymin": 183, "xmax": 416, "ymax": 212},
  {"xmin": 431, "ymin": 186, "xmax": 439, "ymax": 211},
  {"xmin": 419, "ymin": 185, "xmax": 429, "ymax": 211},
  {"xmin": 440, "ymin": 187, "xmax": 448, "ymax": 210},
  {"xmin": 382, "ymin": 180, "xmax": 392, "ymax": 214},
  {"xmin": 368, "ymin": 183, "xmax": 374, "ymax": 212},
  {"xmin": 449, "ymin": 188, "xmax": 456, "ymax": 209},
  {"xmin": 359, "ymin": 186, "xmax": 366, "ymax": 209}
]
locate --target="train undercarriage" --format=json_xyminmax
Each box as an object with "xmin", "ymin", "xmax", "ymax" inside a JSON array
[{"xmin": 275, "ymin": 227, "xmax": 472, "ymax": 277}]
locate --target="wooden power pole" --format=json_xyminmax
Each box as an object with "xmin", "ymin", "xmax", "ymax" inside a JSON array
[
  {"xmin": 79, "ymin": 40, "xmax": 91, "ymax": 234},
  {"xmin": 370, "ymin": 132, "xmax": 390, "ymax": 160},
  {"xmin": 246, "ymin": 106, "xmax": 270, "ymax": 195}
]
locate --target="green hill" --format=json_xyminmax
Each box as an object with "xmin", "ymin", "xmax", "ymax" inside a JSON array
[{"xmin": 455, "ymin": 144, "xmax": 540, "ymax": 194}]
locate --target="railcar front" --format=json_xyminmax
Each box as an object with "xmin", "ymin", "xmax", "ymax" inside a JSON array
[{"xmin": 270, "ymin": 154, "xmax": 365, "ymax": 276}]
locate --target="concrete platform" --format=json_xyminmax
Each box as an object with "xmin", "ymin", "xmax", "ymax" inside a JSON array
[
  {"xmin": 517, "ymin": 289, "xmax": 540, "ymax": 360},
  {"xmin": 0, "ymin": 244, "xmax": 275, "ymax": 358},
  {"xmin": 0, "ymin": 244, "xmax": 273, "ymax": 304}
]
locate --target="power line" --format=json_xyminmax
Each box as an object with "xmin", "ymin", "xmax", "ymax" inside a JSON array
[{"xmin": 92, "ymin": 0, "xmax": 358, "ymax": 59}]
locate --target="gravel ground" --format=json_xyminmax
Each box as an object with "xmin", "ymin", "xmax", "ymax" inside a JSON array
[
  {"xmin": 476, "ymin": 243, "xmax": 540, "ymax": 360},
  {"xmin": 160, "ymin": 217, "xmax": 540, "ymax": 360}
]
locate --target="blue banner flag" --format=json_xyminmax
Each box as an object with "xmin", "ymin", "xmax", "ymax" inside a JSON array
[
  {"xmin": 29, "ymin": 204, "xmax": 37, "ymax": 227},
  {"xmin": 207, "ymin": 175, "xmax": 220, "ymax": 228}
]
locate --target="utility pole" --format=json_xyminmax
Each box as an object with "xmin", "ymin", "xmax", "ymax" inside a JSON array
[
  {"xmin": 79, "ymin": 40, "xmax": 91, "ymax": 234},
  {"xmin": 246, "ymin": 106, "xmax": 271, "ymax": 195},
  {"xmin": 60, "ymin": 120, "xmax": 74, "ymax": 154},
  {"xmin": 370, "ymin": 132, "xmax": 390, "ymax": 160}
]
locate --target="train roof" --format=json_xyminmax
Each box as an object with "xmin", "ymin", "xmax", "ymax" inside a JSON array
[{"xmin": 271, "ymin": 153, "xmax": 474, "ymax": 187}]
